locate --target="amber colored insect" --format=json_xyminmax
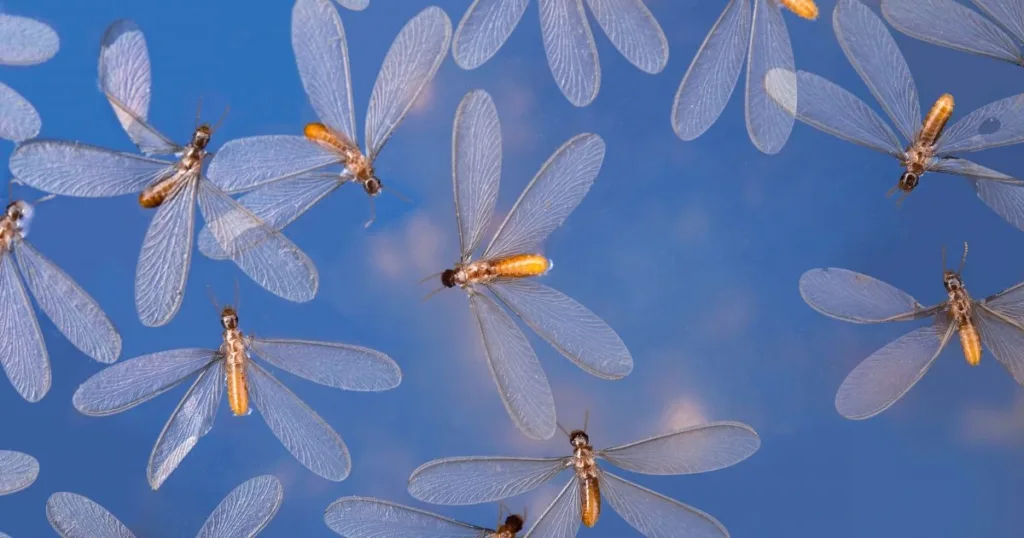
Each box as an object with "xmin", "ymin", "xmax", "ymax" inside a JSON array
[
  {"xmin": 941, "ymin": 242, "xmax": 982, "ymax": 367},
  {"xmin": 780, "ymin": 0, "xmax": 819, "ymax": 20},
  {"xmin": 303, "ymin": 122, "xmax": 380, "ymax": 196},
  {"xmin": 441, "ymin": 254, "xmax": 551, "ymax": 289},
  {"xmin": 138, "ymin": 125, "xmax": 212, "ymax": 208},
  {"xmin": 219, "ymin": 305, "xmax": 251, "ymax": 416},
  {"xmin": 568, "ymin": 429, "xmax": 601, "ymax": 527}
]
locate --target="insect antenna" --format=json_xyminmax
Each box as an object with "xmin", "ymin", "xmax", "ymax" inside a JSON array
[
  {"xmin": 941, "ymin": 244, "xmax": 948, "ymax": 273},
  {"xmin": 233, "ymin": 277, "xmax": 241, "ymax": 312},
  {"xmin": 556, "ymin": 421, "xmax": 572, "ymax": 438},
  {"xmin": 364, "ymin": 197, "xmax": 377, "ymax": 228},
  {"xmin": 582, "ymin": 409, "xmax": 590, "ymax": 433},
  {"xmin": 418, "ymin": 271, "xmax": 443, "ymax": 284},
  {"xmin": 420, "ymin": 286, "xmax": 445, "ymax": 302},
  {"xmin": 206, "ymin": 284, "xmax": 221, "ymax": 313},
  {"xmin": 958, "ymin": 241, "xmax": 969, "ymax": 274},
  {"xmin": 384, "ymin": 182, "xmax": 411, "ymax": 203},
  {"xmin": 195, "ymin": 96, "xmax": 203, "ymax": 130},
  {"xmin": 211, "ymin": 105, "xmax": 231, "ymax": 134}
]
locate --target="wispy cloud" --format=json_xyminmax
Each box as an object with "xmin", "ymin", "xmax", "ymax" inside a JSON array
[{"xmin": 957, "ymin": 393, "xmax": 1024, "ymax": 448}]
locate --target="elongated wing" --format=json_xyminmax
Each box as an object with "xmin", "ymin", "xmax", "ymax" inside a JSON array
[
  {"xmin": 248, "ymin": 361, "xmax": 350, "ymax": 481},
  {"xmin": 538, "ymin": 0, "xmax": 600, "ymax": 107},
  {"xmin": 336, "ymin": 0, "xmax": 370, "ymax": 11},
  {"xmin": 72, "ymin": 348, "xmax": 217, "ymax": 416},
  {"xmin": 601, "ymin": 470, "xmax": 728, "ymax": 538},
  {"xmin": 293, "ymin": 0, "xmax": 357, "ymax": 142},
  {"xmin": 746, "ymin": 0, "xmax": 797, "ymax": 154},
  {"xmin": 250, "ymin": 337, "xmax": 400, "ymax": 391},
  {"xmin": 489, "ymin": 279, "xmax": 632, "ymax": 379},
  {"xmin": 0, "ymin": 82, "xmax": 40, "ymax": 142},
  {"xmin": 882, "ymin": 0, "xmax": 1022, "ymax": 65},
  {"xmin": 599, "ymin": 421, "xmax": 759, "ymax": 475},
  {"xmin": 15, "ymin": 241, "xmax": 121, "ymax": 364},
  {"xmin": 135, "ymin": 173, "xmax": 197, "ymax": 327},
  {"xmin": 453, "ymin": 90, "xmax": 502, "ymax": 258},
  {"xmin": 983, "ymin": 280, "xmax": 1024, "ymax": 320},
  {"xmin": 452, "ymin": 0, "xmax": 529, "ymax": 70},
  {"xmin": 46, "ymin": 492, "xmax": 135, "ymax": 538},
  {"xmin": 483, "ymin": 133, "xmax": 604, "ymax": 260},
  {"xmin": 470, "ymin": 291, "xmax": 556, "ymax": 440},
  {"xmin": 975, "ymin": 304, "xmax": 1024, "ymax": 385},
  {"xmin": 0, "ymin": 252, "xmax": 48, "ymax": 402},
  {"xmin": 207, "ymin": 136, "xmax": 342, "ymax": 193},
  {"xmin": 407, "ymin": 456, "xmax": 570, "ymax": 505},
  {"xmin": 975, "ymin": 0, "xmax": 1024, "ymax": 43},
  {"xmin": 836, "ymin": 317, "xmax": 954, "ymax": 420},
  {"xmin": 325, "ymin": 497, "xmax": 493, "ymax": 538},
  {"xmin": 9, "ymin": 140, "xmax": 174, "ymax": 197},
  {"xmin": 0, "ymin": 14, "xmax": 58, "ymax": 66},
  {"xmin": 365, "ymin": 6, "xmax": 451, "ymax": 159},
  {"xmin": 672, "ymin": 0, "xmax": 751, "ymax": 142},
  {"xmin": 0, "ymin": 450, "xmax": 38, "ymax": 495},
  {"xmin": 522, "ymin": 478, "xmax": 580, "ymax": 538},
  {"xmin": 930, "ymin": 158, "xmax": 1024, "ymax": 232},
  {"xmin": 585, "ymin": 0, "xmax": 668, "ymax": 74},
  {"xmin": 197, "ymin": 475, "xmax": 283, "ymax": 538},
  {"xmin": 799, "ymin": 268, "xmax": 936, "ymax": 323},
  {"xmin": 935, "ymin": 93, "xmax": 1024, "ymax": 154}
]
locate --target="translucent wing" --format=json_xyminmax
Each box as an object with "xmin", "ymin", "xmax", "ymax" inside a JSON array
[
  {"xmin": 0, "ymin": 82, "xmax": 40, "ymax": 142},
  {"xmin": 0, "ymin": 252, "xmax": 48, "ymax": 402},
  {"xmin": 452, "ymin": 0, "xmax": 529, "ymax": 70},
  {"xmin": 0, "ymin": 450, "xmax": 38, "ymax": 495},
  {"xmin": 453, "ymin": 89, "xmax": 502, "ymax": 259},
  {"xmin": 147, "ymin": 360, "xmax": 223, "ymax": 490},
  {"xmin": 929, "ymin": 158, "xmax": 1024, "ymax": 232},
  {"xmin": 584, "ymin": 0, "xmax": 669, "ymax": 74},
  {"xmin": 407, "ymin": 456, "xmax": 570, "ymax": 505},
  {"xmin": 365, "ymin": 6, "xmax": 451, "ymax": 159},
  {"xmin": 522, "ymin": 478, "xmax": 580, "ymax": 538},
  {"xmin": 834, "ymin": 0, "xmax": 920, "ymax": 143},
  {"xmin": 335, "ymin": 0, "xmax": 370, "ymax": 11},
  {"xmin": 15, "ymin": 241, "xmax": 121, "ymax": 364},
  {"xmin": 293, "ymin": 0, "xmax": 357, "ymax": 142},
  {"xmin": 135, "ymin": 173, "xmax": 197, "ymax": 328},
  {"xmin": 600, "ymin": 470, "xmax": 727, "ymax": 538},
  {"xmin": 325, "ymin": 497, "xmax": 493, "ymax": 538},
  {"xmin": 46, "ymin": 492, "xmax": 135, "ymax": 538},
  {"xmin": 746, "ymin": 0, "xmax": 796, "ymax": 154},
  {"xmin": 197, "ymin": 475, "xmax": 283, "ymax": 538},
  {"xmin": 934, "ymin": 93, "xmax": 1024, "ymax": 154},
  {"xmin": 983, "ymin": 280, "xmax": 1024, "ymax": 320},
  {"xmin": 882, "ymin": 0, "xmax": 1023, "ymax": 65},
  {"xmin": 488, "ymin": 279, "xmax": 632, "ymax": 379},
  {"xmin": 249, "ymin": 337, "xmax": 401, "ymax": 391},
  {"xmin": 72, "ymin": 348, "xmax": 217, "ymax": 416},
  {"xmin": 974, "ymin": 304, "xmax": 1024, "ymax": 385},
  {"xmin": 9, "ymin": 140, "xmax": 174, "ymax": 197},
  {"xmin": 483, "ymin": 133, "xmax": 604, "ymax": 260},
  {"xmin": 599, "ymin": 421, "xmax": 760, "ymax": 475},
  {"xmin": 799, "ymin": 268, "xmax": 935, "ymax": 324},
  {"xmin": 538, "ymin": 0, "xmax": 600, "ymax": 107},
  {"xmin": 0, "ymin": 14, "xmax": 58, "ymax": 66},
  {"xmin": 469, "ymin": 291, "xmax": 556, "ymax": 440},
  {"xmin": 206, "ymin": 136, "xmax": 342, "ymax": 193},
  {"xmin": 975, "ymin": 0, "xmax": 1024, "ymax": 43},
  {"xmin": 835, "ymin": 316, "xmax": 954, "ymax": 420},
  {"xmin": 671, "ymin": 0, "xmax": 751, "ymax": 142},
  {"xmin": 248, "ymin": 361, "xmax": 350, "ymax": 481}
]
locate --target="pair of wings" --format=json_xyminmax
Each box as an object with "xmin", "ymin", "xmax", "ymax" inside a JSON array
[
  {"xmin": 882, "ymin": 0, "xmax": 1024, "ymax": 67},
  {"xmin": 71, "ymin": 337, "xmax": 401, "ymax": 489},
  {"xmin": 0, "ymin": 13, "xmax": 59, "ymax": 142},
  {"xmin": 800, "ymin": 267, "xmax": 1024, "ymax": 419},
  {"xmin": 451, "ymin": 90, "xmax": 632, "ymax": 440},
  {"xmin": 7, "ymin": 19, "xmax": 319, "ymax": 327},
  {"xmin": 325, "ymin": 497, "xmax": 510, "ymax": 538},
  {"xmin": 452, "ymin": 0, "xmax": 668, "ymax": 107},
  {"xmin": 46, "ymin": 475, "xmax": 282, "ymax": 538},
  {"xmin": 406, "ymin": 422, "xmax": 760, "ymax": 538},
  {"xmin": 0, "ymin": 450, "xmax": 38, "ymax": 496},
  {"xmin": 673, "ymin": 0, "xmax": 804, "ymax": 155}
]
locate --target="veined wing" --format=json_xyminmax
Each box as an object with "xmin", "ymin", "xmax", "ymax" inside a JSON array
[
  {"xmin": 325, "ymin": 497, "xmax": 493, "ymax": 538},
  {"xmin": 488, "ymin": 279, "xmax": 632, "ymax": 379},
  {"xmin": 365, "ymin": 6, "xmax": 451, "ymax": 159},
  {"xmin": 135, "ymin": 172, "xmax": 197, "ymax": 327},
  {"xmin": 600, "ymin": 470, "xmax": 728, "ymax": 538},
  {"xmin": 0, "ymin": 251, "xmax": 48, "ymax": 402},
  {"xmin": 746, "ymin": 0, "xmax": 796, "ymax": 155},
  {"xmin": 934, "ymin": 93, "xmax": 1024, "ymax": 154},
  {"xmin": 930, "ymin": 158, "xmax": 1024, "ymax": 232},
  {"xmin": 0, "ymin": 450, "xmax": 38, "ymax": 495},
  {"xmin": 248, "ymin": 361, "xmax": 350, "ymax": 481},
  {"xmin": 834, "ymin": 0, "xmax": 921, "ymax": 144},
  {"xmin": 585, "ymin": 0, "xmax": 668, "ymax": 74},
  {"xmin": 9, "ymin": 140, "xmax": 174, "ymax": 197},
  {"xmin": 197, "ymin": 475, "xmax": 283, "ymax": 538},
  {"xmin": 975, "ymin": 304, "xmax": 1024, "ymax": 386},
  {"xmin": 522, "ymin": 478, "xmax": 579, "ymax": 538},
  {"xmin": 975, "ymin": 0, "xmax": 1024, "ymax": 44},
  {"xmin": 72, "ymin": 348, "xmax": 218, "ymax": 416},
  {"xmin": 982, "ymin": 278, "xmax": 1024, "ymax": 323},
  {"xmin": 452, "ymin": 0, "xmax": 529, "ymax": 70},
  {"xmin": 836, "ymin": 316, "xmax": 955, "ymax": 420},
  {"xmin": 453, "ymin": 90, "xmax": 502, "ymax": 259},
  {"xmin": 0, "ymin": 82, "xmax": 40, "ymax": 142},
  {"xmin": 0, "ymin": 14, "xmax": 58, "ymax": 66},
  {"xmin": 336, "ymin": 0, "xmax": 370, "ymax": 11},
  {"xmin": 206, "ymin": 136, "xmax": 341, "ymax": 193},
  {"xmin": 46, "ymin": 493, "xmax": 135, "ymax": 538},
  {"xmin": 293, "ymin": 0, "xmax": 357, "ymax": 142},
  {"xmin": 407, "ymin": 455, "xmax": 570, "ymax": 505},
  {"xmin": 15, "ymin": 241, "xmax": 121, "ymax": 364},
  {"xmin": 882, "ymin": 0, "xmax": 1023, "ymax": 66},
  {"xmin": 483, "ymin": 133, "xmax": 604, "ymax": 260},
  {"xmin": 672, "ymin": 0, "xmax": 751, "ymax": 142},
  {"xmin": 249, "ymin": 337, "xmax": 400, "ymax": 391},
  {"xmin": 799, "ymin": 268, "xmax": 937, "ymax": 323},
  {"xmin": 539, "ymin": 0, "xmax": 600, "ymax": 107},
  {"xmin": 470, "ymin": 291, "xmax": 556, "ymax": 440},
  {"xmin": 599, "ymin": 421, "xmax": 760, "ymax": 475}
]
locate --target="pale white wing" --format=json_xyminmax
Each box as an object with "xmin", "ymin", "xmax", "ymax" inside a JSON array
[
  {"xmin": 974, "ymin": 305, "xmax": 1024, "ymax": 386},
  {"xmin": 935, "ymin": 93, "xmax": 1024, "ymax": 154},
  {"xmin": 601, "ymin": 470, "xmax": 728, "ymax": 538},
  {"xmin": 0, "ymin": 450, "xmax": 38, "ymax": 495},
  {"xmin": 982, "ymin": 280, "xmax": 1024, "ymax": 320},
  {"xmin": 882, "ymin": 0, "xmax": 1023, "ymax": 65},
  {"xmin": 197, "ymin": 475, "xmax": 283, "ymax": 538},
  {"xmin": 521, "ymin": 478, "xmax": 580, "ymax": 538},
  {"xmin": 671, "ymin": 0, "xmax": 751, "ymax": 142},
  {"xmin": 799, "ymin": 268, "xmax": 934, "ymax": 323},
  {"xmin": 538, "ymin": 0, "xmax": 600, "ymax": 107},
  {"xmin": 926, "ymin": 158, "xmax": 1024, "ymax": 232},
  {"xmin": 407, "ymin": 456, "xmax": 570, "ymax": 505},
  {"xmin": 336, "ymin": 0, "xmax": 370, "ymax": 11},
  {"xmin": 453, "ymin": 89, "xmax": 502, "ymax": 258},
  {"xmin": 452, "ymin": 0, "xmax": 529, "ymax": 70},
  {"xmin": 365, "ymin": 6, "xmax": 451, "ymax": 159},
  {"xmin": 469, "ymin": 291, "xmax": 556, "ymax": 441},
  {"xmin": 147, "ymin": 360, "xmax": 224, "ymax": 491},
  {"xmin": 975, "ymin": 0, "xmax": 1024, "ymax": 43},
  {"xmin": 248, "ymin": 361, "xmax": 351, "ymax": 481},
  {"xmin": 46, "ymin": 492, "xmax": 135, "ymax": 538},
  {"xmin": 598, "ymin": 421, "xmax": 760, "ymax": 475},
  {"xmin": 0, "ymin": 14, "xmax": 58, "ymax": 66},
  {"xmin": 250, "ymin": 337, "xmax": 401, "ymax": 391},
  {"xmin": 0, "ymin": 252, "xmax": 49, "ymax": 402},
  {"xmin": 206, "ymin": 135, "xmax": 342, "ymax": 193},
  {"xmin": 585, "ymin": 0, "xmax": 668, "ymax": 74},
  {"xmin": 135, "ymin": 173, "xmax": 197, "ymax": 328},
  {"xmin": 15, "ymin": 241, "xmax": 121, "ymax": 364},
  {"xmin": 488, "ymin": 279, "xmax": 632, "ymax": 379},
  {"xmin": 325, "ymin": 497, "xmax": 493, "ymax": 538},
  {"xmin": 835, "ymin": 317, "xmax": 955, "ymax": 420},
  {"xmin": 293, "ymin": 0, "xmax": 358, "ymax": 141},
  {"xmin": 71, "ymin": 348, "xmax": 218, "ymax": 416},
  {"xmin": 746, "ymin": 0, "xmax": 795, "ymax": 154},
  {"xmin": 483, "ymin": 133, "xmax": 604, "ymax": 260},
  {"xmin": 0, "ymin": 82, "xmax": 40, "ymax": 142},
  {"xmin": 9, "ymin": 140, "xmax": 174, "ymax": 197}
]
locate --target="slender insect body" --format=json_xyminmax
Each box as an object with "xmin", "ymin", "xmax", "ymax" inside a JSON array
[
  {"xmin": 303, "ymin": 122, "xmax": 381, "ymax": 196},
  {"xmin": 896, "ymin": 94, "xmax": 955, "ymax": 194},
  {"xmin": 779, "ymin": 0, "xmax": 819, "ymax": 20},
  {"xmin": 568, "ymin": 430, "xmax": 601, "ymax": 528},
  {"xmin": 220, "ymin": 306, "xmax": 251, "ymax": 416},
  {"xmin": 138, "ymin": 125, "xmax": 212, "ymax": 208},
  {"xmin": 0, "ymin": 201, "xmax": 30, "ymax": 252},
  {"xmin": 441, "ymin": 254, "xmax": 551, "ymax": 289},
  {"xmin": 943, "ymin": 271, "xmax": 982, "ymax": 366}
]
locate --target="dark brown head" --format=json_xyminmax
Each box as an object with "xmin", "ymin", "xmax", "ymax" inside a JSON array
[
  {"xmin": 897, "ymin": 171, "xmax": 919, "ymax": 192},
  {"xmin": 192, "ymin": 124, "xmax": 213, "ymax": 151},
  {"xmin": 363, "ymin": 176, "xmax": 382, "ymax": 196},
  {"xmin": 941, "ymin": 242, "xmax": 969, "ymax": 293},
  {"xmin": 5, "ymin": 201, "xmax": 23, "ymax": 220},
  {"xmin": 441, "ymin": 269, "xmax": 457, "ymax": 288},
  {"xmin": 503, "ymin": 514, "xmax": 525, "ymax": 533},
  {"xmin": 568, "ymin": 430, "xmax": 590, "ymax": 448},
  {"xmin": 220, "ymin": 306, "xmax": 239, "ymax": 330}
]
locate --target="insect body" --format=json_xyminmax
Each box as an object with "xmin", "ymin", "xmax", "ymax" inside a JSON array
[
  {"xmin": 138, "ymin": 125, "xmax": 212, "ymax": 208},
  {"xmin": 219, "ymin": 306, "xmax": 251, "ymax": 416},
  {"xmin": 942, "ymin": 242, "xmax": 981, "ymax": 366},
  {"xmin": 569, "ymin": 429, "xmax": 601, "ymax": 527},
  {"xmin": 303, "ymin": 122, "xmax": 380, "ymax": 196},
  {"xmin": 780, "ymin": 0, "xmax": 820, "ymax": 20},
  {"xmin": 441, "ymin": 254, "xmax": 551, "ymax": 289},
  {"xmin": 897, "ymin": 94, "xmax": 955, "ymax": 193}
]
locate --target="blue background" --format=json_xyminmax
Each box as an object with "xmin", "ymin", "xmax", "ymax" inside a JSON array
[{"xmin": 2, "ymin": 0, "xmax": 1024, "ymax": 536}]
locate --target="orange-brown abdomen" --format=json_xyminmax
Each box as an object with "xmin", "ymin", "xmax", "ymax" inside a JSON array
[
  {"xmin": 779, "ymin": 0, "xmax": 819, "ymax": 20},
  {"xmin": 919, "ymin": 94, "xmax": 954, "ymax": 148},
  {"xmin": 492, "ymin": 254, "xmax": 551, "ymax": 279},
  {"xmin": 959, "ymin": 322, "xmax": 982, "ymax": 367},
  {"xmin": 304, "ymin": 122, "xmax": 352, "ymax": 153},
  {"xmin": 580, "ymin": 476, "xmax": 600, "ymax": 527},
  {"xmin": 224, "ymin": 337, "xmax": 249, "ymax": 416},
  {"xmin": 138, "ymin": 174, "xmax": 180, "ymax": 208}
]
